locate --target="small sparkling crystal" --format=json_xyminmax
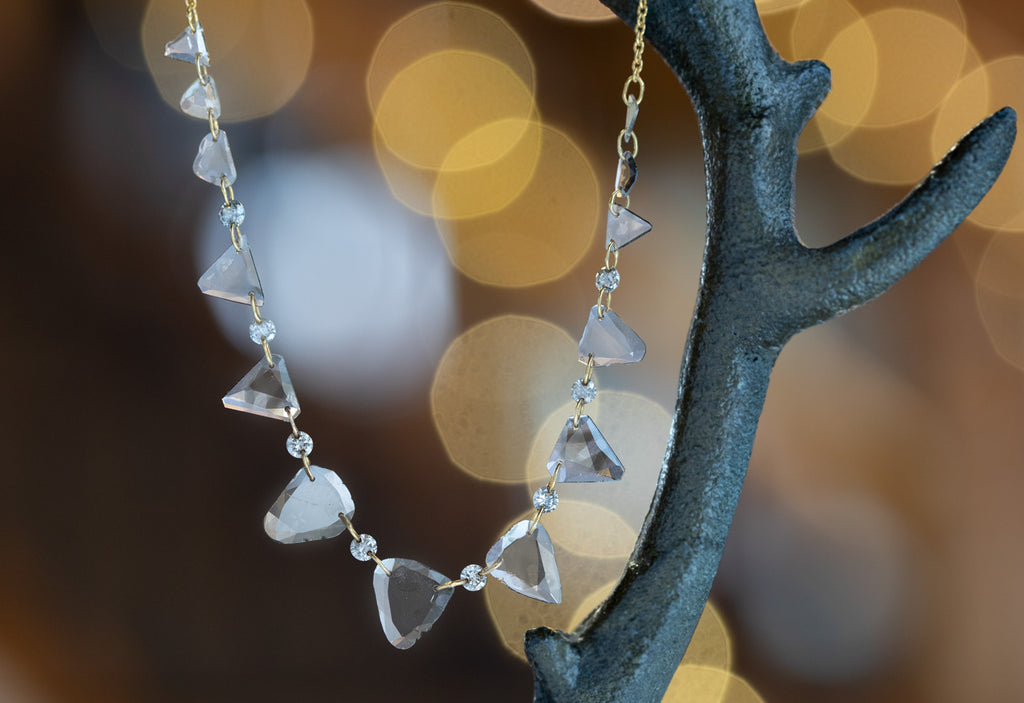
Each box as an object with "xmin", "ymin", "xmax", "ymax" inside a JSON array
[
  {"xmin": 219, "ymin": 200, "xmax": 245, "ymax": 227},
  {"xmin": 533, "ymin": 487, "xmax": 559, "ymax": 513},
  {"xmin": 286, "ymin": 431, "xmax": 313, "ymax": 458},
  {"xmin": 351, "ymin": 534, "xmax": 378, "ymax": 561},
  {"xmin": 249, "ymin": 319, "xmax": 276, "ymax": 344},
  {"xmin": 460, "ymin": 564, "xmax": 487, "ymax": 592},
  {"xmin": 595, "ymin": 268, "xmax": 621, "ymax": 292},
  {"xmin": 571, "ymin": 378, "xmax": 597, "ymax": 404}
]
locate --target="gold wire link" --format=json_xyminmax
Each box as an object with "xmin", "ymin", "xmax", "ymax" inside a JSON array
[
  {"xmin": 604, "ymin": 242, "xmax": 620, "ymax": 270},
  {"xmin": 249, "ymin": 292, "xmax": 263, "ymax": 322},
  {"xmin": 369, "ymin": 553, "xmax": 391, "ymax": 575},
  {"xmin": 546, "ymin": 470, "xmax": 559, "ymax": 492},
  {"xmin": 480, "ymin": 558, "xmax": 503, "ymax": 577},
  {"xmin": 186, "ymin": 0, "xmax": 199, "ymax": 32},
  {"xmin": 231, "ymin": 223, "xmax": 244, "ymax": 252},
  {"xmin": 622, "ymin": 0, "xmax": 649, "ymax": 104},
  {"xmin": 572, "ymin": 398, "xmax": 585, "ymax": 428},
  {"xmin": 261, "ymin": 338, "xmax": 274, "ymax": 366},
  {"xmin": 596, "ymin": 289, "xmax": 612, "ymax": 319},
  {"xmin": 435, "ymin": 578, "xmax": 468, "ymax": 592},
  {"xmin": 582, "ymin": 354, "xmax": 595, "ymax": 384},
  {"xmin": 616, "ymin": 128, "xmax": 638, "ymax": 159},
  {"xmin": 528, "ymin": 508, "xmax": 544, "ymax": 535},
  {"xmin": 287, "ymin": 409, "xmax": 300, "ymax": 437},
  {"xmin": 340, "ymin": 513, "xmax": 362, "ymax": 542},
  {"xmin": 208, "ymin": 109, "xmax": 220, "ymax": 140},
  {"xmin": 197, "ymin": 61, "xmax": 210, "ymax": 86},
  {"xmin": 219, "ymin": 177, "xmax": 234, "ymax": 205},
  {"xmin": 301, "ymin": 453, "xmax": 313, "ymax": 480},
  {"xmin": 608, "ymin": 189, "xmax": 630, "ymax": 216}
]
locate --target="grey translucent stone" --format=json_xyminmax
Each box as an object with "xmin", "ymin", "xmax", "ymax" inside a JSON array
[
  {"xmin": 571, "ymin": 378, "xmax": 596, "ymax": 404},
  {"xmin": 374, "ymin": 559, "xmax": 453, "ymax": 649},
  {"xmin": 263, "ymin": 465, "xmax": 354, "ymax": 544},
  {"xmin": 164, "ymin": 24, "xmax": 209, "ymax": 66},
  {"xmin": 350, "ymin": 534, "xmax": 377, "ymax": 561},
  {"xmin": 533, "ymin": 486, "xmax": 559, "ymax": 513},
  {"xmin": 606, "ymin": 205, "xmax": 652, "ymax": 251},
  {"xmin": 578, "ymin": 305, "xmax": 646, "ymax": 366},
  {"xmin": 249, "ymin": 319, "xmax": 276, "ymax": 344},
  {"xmin": 595, "ymin": 267, "xmax": 621, "ymax": 292},
  {"xmin": 615, "ymin": 152, "xmax": 638, "ymax": 195},
  {"xmin": 486, "ymin": 520, "xmax": 561, "ymax": 604},
  {"xmin": 180, "ymin": 77, "xmax": 221, "ymax": 119},
  {"xmin": 197, "ymin": 240, "xmax": 264, "ymax": 305},
  {"xmin": 547, "ymin": 415, "xmax": 624, "ymax": 483},
  {"xmin": 222, "ymin": 354, "xmax": 300, "ymax": 421},
  {"xmin": 623, "ymin": 94, "xmax": 639, "ymax": 141},
  {"xmin": 286, "ymin": 431, "xmax": 313, "ymax": 458},
  {"xmin": 460, "ymin": 564, "xmax": 487, "ymax": 592},
  {"xmin": 193, "ymin": 131, "xmax": 237, "ymax": 185}
]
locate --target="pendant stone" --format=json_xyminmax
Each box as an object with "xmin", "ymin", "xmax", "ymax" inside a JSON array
[
  {"xmin": 606, "ymin": 205, "xmax": 652, "ymax": 251},
  {"xmin": 164, "ymin": 24, "xmax": 210, "ymax": 66},
  {"xmin": 547, "ymin": 415, "xmax": 624, "ymax": 483},
  {"xmin": 222, "ymin": 354, "xmax": 300, "ymax": 420},
  {"xmin": 616, "ymin": 151, "xmax": 638, "ymax": 196},
  {"xmin": 198, "ymin": 240, "xmax": 264, "ymax": 306},
  {"xmin": 193, "ymin": 131, "xmax": 237, "ymax": 185},
  {"xmin": 373, "ymin": 559, "xmax": 453, "ymax": 649},
  {"xmin": 264, "ymin": 466, "xmax": 355, "ymax": 544},
  {"xmin": 486, "ymin": 520, "xmax": 561, "ymax": 604},
  {"xmin": 578, "ymin": 305, "xmax": 646, "ymax": 366},
  {"xmin": 181, "ymin": 77, "xmax": 221, "ymax": 119}
]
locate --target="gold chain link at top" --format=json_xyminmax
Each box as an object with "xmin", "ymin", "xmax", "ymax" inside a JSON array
[
  {"xmin": 622, "ymin": 0, "xmax": 649, "ymax": 104},
  {"xmin": 185, "ymin": 0, "xmax": 199, "ymax": 32}
]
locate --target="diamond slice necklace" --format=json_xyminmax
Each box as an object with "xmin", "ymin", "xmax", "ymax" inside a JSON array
[{"xmin": 166, "ymin": 0, "xmax": 653, "ymax": 649}]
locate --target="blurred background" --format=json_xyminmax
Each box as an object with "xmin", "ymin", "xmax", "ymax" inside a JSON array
[{"xmin": 3, "ymin": 0, "xmax": 1024, "ymax": 700}]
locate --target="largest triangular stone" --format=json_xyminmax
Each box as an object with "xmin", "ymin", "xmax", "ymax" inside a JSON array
[
  {"xmin": 264, "ymin": 466, "xmax": 355, "ymax": 544},
  {"xmin": 222, "ymin": 354, "xmax": 300, "ymax": 420},
  {"xmin": 578, "ymin": 305, "xmax": 646, "ymax": 366},
  {"xmin": 198, "ymin": 240, "xmax": 264, "ymax": 305},
  {"xmin": 606, "ymin": 205, "xmax": 652, "ymax": 250},
  {"xmin": 373, "ymin": 559, "xmax": 453, "ymax": 649},
  {"xmin": 547, "ymin": 415, "xmax": 624, "ymax": 482},
  {"xmin": 485, "ymin": 520, "xmax": 561, "ymax": 604}
]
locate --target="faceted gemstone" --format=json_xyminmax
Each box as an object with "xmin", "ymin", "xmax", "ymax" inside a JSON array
[
  {"xmin": 249, "ymin": 319, "xmax": 276, "ymax": 344},
  {"xmin": 460, "ymin": 564, "xmax": 486, "ymax": 592},
  {"xmin": 350, "ymin": 534, "xmax": 378, "ymax": 561},
  {"xmin": 180, "ymin": 77, "xmax": 221, "ymax": 119},
  {"xmin": 219, "ymin": 199, "xmax": 245, "ymax": 227},
  {"xmin": 222, "ymin": 354, "xmax": 300, "ymax": 421},
  {"xmin": 624, "ymin": 94, "xmax": 639, "ymax": 140},
  {"xmin": 164, "ymin": 24, "xmax": 209, "ymax": 66},
  {"xmin": 197, "ymin": 239, "xmax": 264, "ymax": 305},
  {"xmin": 533, "ymin": 486, "xmax": 559, "ymax": 513},
  {"xmin": 485, "ymin": 521, "xmax": 561, "ymax": 604},
  {"xmin": 286, "ymin": 431, "xmax": 313, "ymax": 458},
  {"xmin": 615, "ymin": 152, "xmax": 638, "ymax": 196},
  {"xmin": 193, "ymin": 132, "xmax": 237, "ymax": 185},
  {"xmin": 578, "ymin": 305, "xmax": 646, "ymax": 366},
  {"xmin": 571, "ymin": 378, "xmax": 596, "ymax": 404},
  {"xmin": 606, "ymin": 205, "xmax": 652, "ymax": 251},
  {"xmin": 547, "ymin": 415, "xmax": 624, "ymax": 483},
  {"xmin": 595, "ymin": 267, "xmax": 621, "ymax": 292},
  {"xmin": 263, "ymin": 465, "xmax": 354, "ymax": 544},
  {"xmin": 374, "ymin": 559, "xmax": 453, "ymax": 649}
]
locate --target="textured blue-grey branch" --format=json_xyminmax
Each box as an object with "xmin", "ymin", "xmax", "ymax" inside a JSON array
[{"xmin": 524, "ymin": 1, "xmax": 1016, "ymax": 701}]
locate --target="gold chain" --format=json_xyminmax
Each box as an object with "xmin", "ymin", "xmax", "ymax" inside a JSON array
[{"xmin": 621, "ymin": 0, "xmax": 649, "ymax": 104}]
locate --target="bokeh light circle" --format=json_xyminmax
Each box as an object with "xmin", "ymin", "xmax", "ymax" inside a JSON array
[
  {"xmin": 367, "ymin": 2, "xmax": 535, "ymax": 116},
  {"xmin": 663, "ymin": 666, "xmax": 765, "ymax": 703},
  {"xmin": 975, "ymin": 231, "xmax": 1024, "ymax": 371},
  {"xmin": 375, "ymin": 50, "xmax": 536, "ymax": 170},
  {"xmin": 435, "ymin": 125, "xmax": 599, "ymax": 287},
  {"xmin": 756, "ymin": 0, "xmax": 809, "ymax": 15},
  {"xmin": 529, "ymin": 0, "xmax": 615, "ymax": 22},
  {"xmin": 142, "ymin": 0, "xmax": 313, "ymax": 121},
  {"xmin": 535, "ymin": 499, "xmax": 637, "ymax": 559},
  {"xmin": 431, "ymin": 316, "xmax": 577, "ymax": 483}
]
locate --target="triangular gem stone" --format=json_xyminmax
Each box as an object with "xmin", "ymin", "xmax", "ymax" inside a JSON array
[
  {"xmin": 193, "ymin": 131, "xmax": 237, "ymax": 185},
  {"xmin": 222, "ymin": 354, "xmax": 300, "ymax": 421},
  {"xmin": 198, "ymin": 240, "xmax": 264, "ymax": 305},
  {"xmin": 485, "ymin": 520, "xmax": 561, "ymax": 604},
  {"xmin": 578, "ymin": 305, "xmax": 646, "ymax": 366},
  {"xmin": 164, "ymin": 24, "xmax": 210, "ymax": 66},
  {"xmin": 264, "ymin": 466, "xmax": 355, "ymax": 544},
  {"xmin": 181, "ymin": 77, "xmax": 221, "ymax": 119},
  {"xmin": 547, "ymin": 415, "xmax": 624, "ymax": 483},
  {"xmin": 606, "ymin": 205, "xmax": 652, "ymax": 251},
  {"xmin": 373, "ymin": 559, "xmax": 453, "ymax": 649}
]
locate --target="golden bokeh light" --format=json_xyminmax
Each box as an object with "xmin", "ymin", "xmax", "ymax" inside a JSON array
[
  {"xmin": 933, "ymin": 57, "xmax": 1024, "ymax": 232},
  {"xmin": 375, "ymin": 51, "xmax": 536, "ymax": 170},
  {"xmin": 816, "ymin": 19, "xmax": 877, "ymax": 127},
  {"xmin": 568, "ymin": 579, "xmax": 619, "ymax": 630},
  {"xmin": 367, "ymin": 3, "xmax": 535, "ymax": 116},
  {"xmin": 525, "ymin": 393, "xmax": 671, "ymax": 533},
  {"xmin": 142, "ymin": 0, "xmax": 313, "ymax": 121},
  {"xmin": 373, "ymin": 125, "xmax": 441, "ymax": 216},
  {"xmin": 529, "ymin": 0, "xmax": 615, "ymax": 22},
  {"xmin": 856, "ymin": 9, "xmax": 967, "ymax": 128},
  {"xmin": 534, "ymin": 499, "xmax": 637, "ymax": 559},
  {"xmin": 663, "ymin": 666, "xmax": 765, "ymax": 703},
  {"xmin": 975, "ymin": 232, "xmax": 1024, "ymax": 300},
  {"xmin": 756, "ymin": 0, "xmax": 809, "ymax": 15},
  {"xmin": 975, "ymin": 282, "xmax": 1024, "ymax": 372},
  {"xmin": 680, "ymin": 602, "xmax": 733, "ymax": 671},
  {"xmin": 431, "ymin": 316, "xmax": 577, "ymax": 483},
  {"xmin": 826, "ymin": 116, "xmax": 935, "ymax": 185},
  {"xmin": 791, "ymin": 0, "xmax": 861, "ymax": 60},
  {"xmin": 435, "ymin": 125, "xmax": 599, "ymax": 287}
]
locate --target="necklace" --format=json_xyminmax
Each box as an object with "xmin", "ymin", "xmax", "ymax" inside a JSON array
[{"xmin": 164, "ymin": 0, "xmax": 653, "ymax": 650}]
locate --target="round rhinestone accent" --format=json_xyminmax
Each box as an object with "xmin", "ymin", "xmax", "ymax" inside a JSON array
[
  {"xmin": 219, "ymin": 200, "xmax": 246, "ymax": 226},
  {"xmin": 350, "ymin": 534, "xmax": 377, "ymax": 561},
  {"xmin": 595, "ymin": 267, "xmax": 621, "ymax": 291},
  {"xmin": 249, "ymin": 319, "xmax": 277, "ymax": 344},
  {"xmin": 571, "ymin": 379, "xmax": 597, "ymax": 404},
  {"xmin": 533, "ymin": 487, "xmax": 559, "ymax": 513},
  {"xmin": 286, "ymin": 431, "xmax": 313, "ymax": 458},
  {"xmin": 460, "ymin": 564, "xmax": 487, "ymax": 591}
]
